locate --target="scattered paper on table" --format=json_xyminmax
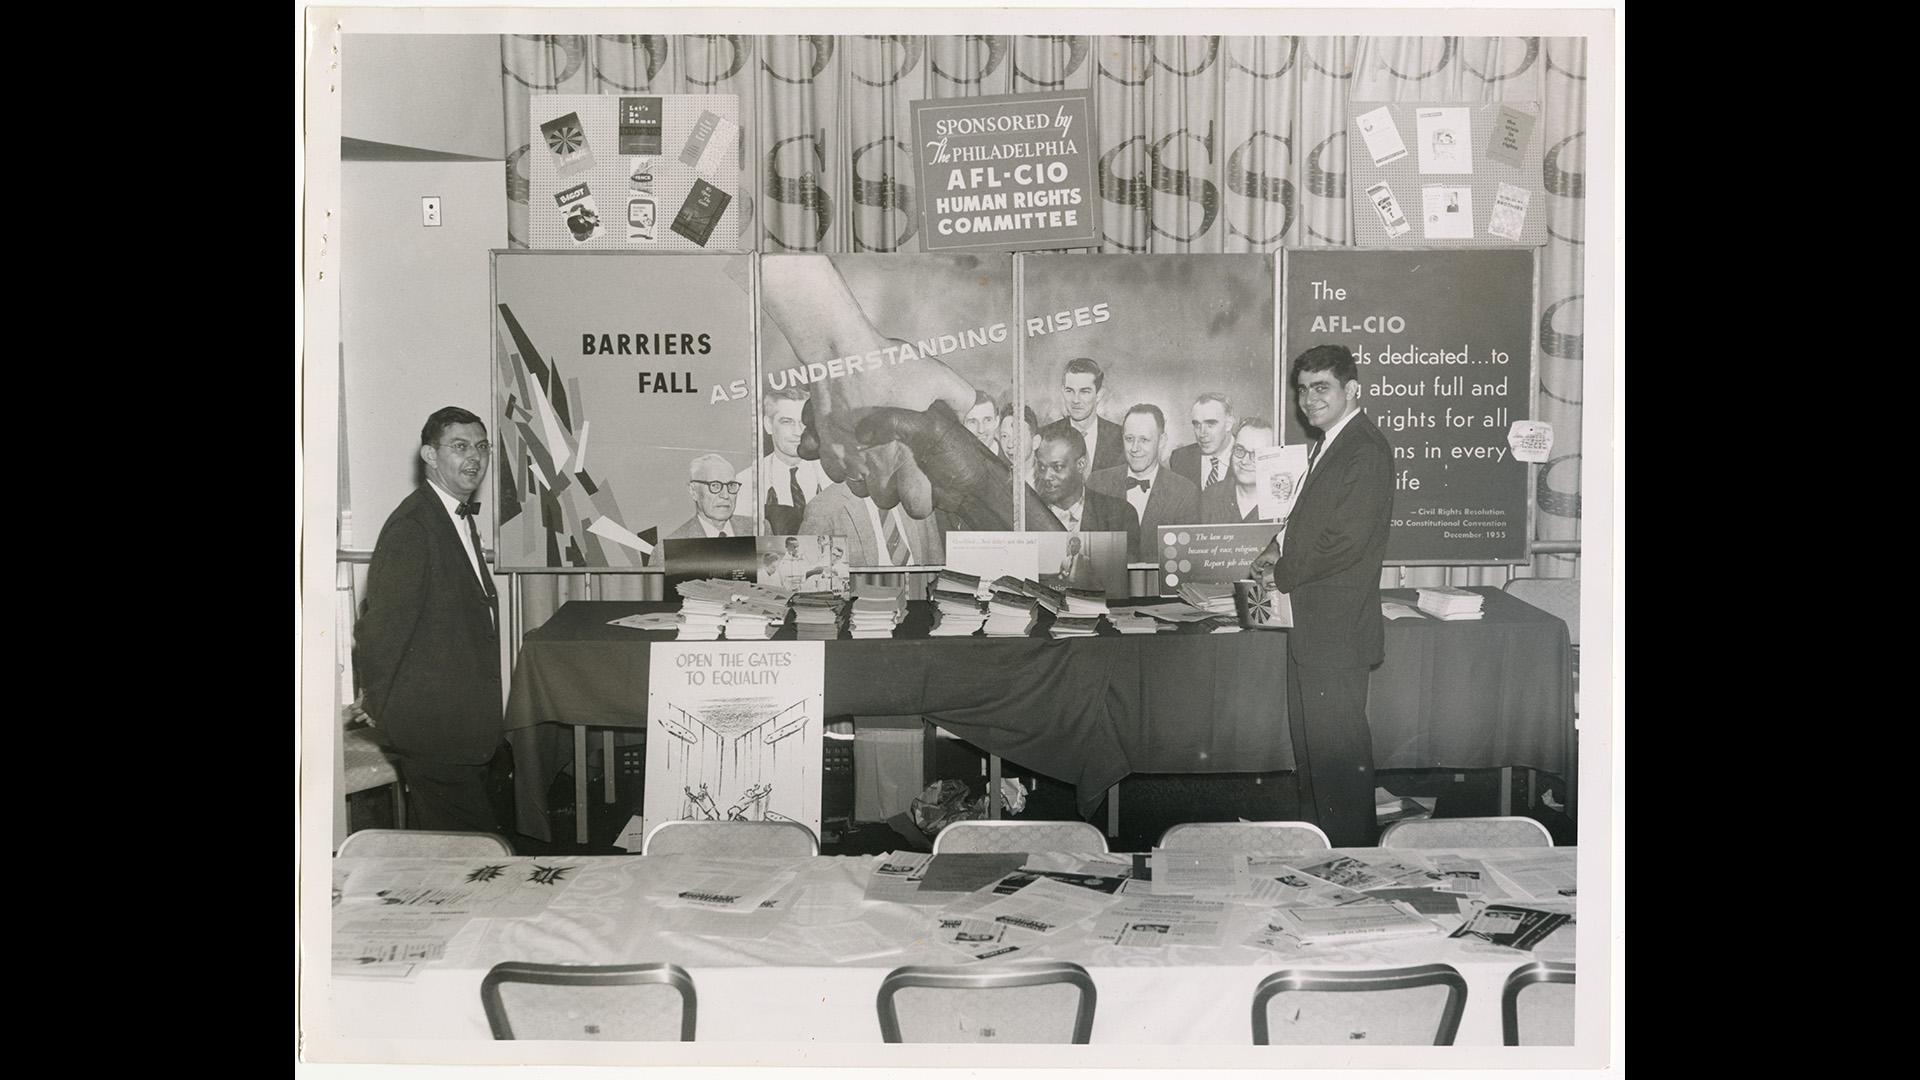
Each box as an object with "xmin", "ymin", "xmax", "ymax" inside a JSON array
[
  {"xmin": 660, "ymin": 869, "xmax": 797, "ymax": 913},
  {"xmin": 342, "ymin": 861, "xmax": 581, "ymax": 916},
  {"xmin": 1261, "ymin": 902, "xmax": 1440, "ymax": 945},
  {"xmin": 1246, "ymin": 859, "xmax": 1375, "ymax": 908},
  {"xmin": 1449, "ymin": 903, "xmax": 1571, "ymax": 951},
  {"xmin": 918, "ymin": 853, "xmax": 1028, "ymax": 894},
  {"xmin": 607, "ymin": 612, "xmax": 679, "ymax": 631},
  {"xmin": 970, "ymin": 876, "xmax": 1117, "ymax": 934},
  {"xmin": 1382, "ymin": 600, "xmax": 1426, "ymax": 620},
  {"xmin": 1290, "ymin": 854, "xmax": 1403, "ymax": 892},
  {"xmin": 1150, "ymin": 850, "xmax": 1253, "ymax": 896},
  {"xmin": 1090, "ymin": 896, "xmax": 1231, "ymax": 947}
]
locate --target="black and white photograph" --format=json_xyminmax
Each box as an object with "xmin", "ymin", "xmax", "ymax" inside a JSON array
[{"xmin": 299, "ymin": 4, "xmax": 1620, "ymax": 1074}]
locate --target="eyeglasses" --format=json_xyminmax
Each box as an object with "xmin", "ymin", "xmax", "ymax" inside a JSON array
[
  {"xmin": 692, "ymin": 481, "xmax": 743, "ymax": 494},
  {"xmin": 439, "ymin": 440, "xmax": 492, "ymax": 457},
  {"xmin": 1230, "ymin": 446, "xmax": 1260, "ymax": 461}
]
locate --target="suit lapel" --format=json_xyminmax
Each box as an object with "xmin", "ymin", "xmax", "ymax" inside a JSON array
[
  {"xmin": 1297, "ymin": 411, "xmax": 1369, "ymax": 503},
  {"xmin": 421, "ymin": 486, "xmax": 493, "ymax": 608}
]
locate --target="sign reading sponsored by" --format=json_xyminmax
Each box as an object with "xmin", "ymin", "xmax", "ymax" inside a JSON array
[{"xmin": 911, "ymin": 90, "xmax": 1098, "ymax": 252}]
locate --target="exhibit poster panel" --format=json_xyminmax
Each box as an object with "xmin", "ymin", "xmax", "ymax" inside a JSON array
[
  {"xmin": 644, "ymin": 641, "xmax": 825, "ymax": 840},
  {"xmin": 1020, "ymin": 254, "xmax": 1280, "ymax": 562},
  {"xmin": 1283, "ymin": 247, "xmax": 1536, "ymax": 564},
  {"xmin": 527, "ymin": 94, "xmax": 744, "ymax": 253},
  {"xmin": 491, "ymin": 252, "xmax": 755, "ymax": 571},
  {"xmin": 910, "ymin": 89, "xmax": 1099, "ymax": 253},
  {"xmin": 755, "ymin": 253, "xmax": 1018, "ymax": 569}
]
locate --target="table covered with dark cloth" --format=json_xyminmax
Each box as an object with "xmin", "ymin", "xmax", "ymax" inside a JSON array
[{"xmin": 503, "ymin": 587, "xmax": 1570, "ymax": 839}]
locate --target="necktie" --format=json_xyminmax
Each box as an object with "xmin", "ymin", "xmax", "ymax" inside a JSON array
[
  {"xmin": 1204, "ymin": 457, "xmax": 1221, "ymax": 489},
  {"xmin": 1307, "ymin": 441, "xmax": 1323, "ymax": 473},
  {"xmin": 884, "ymin": 510, "xmax": 910, "ymax": 565},
  {"xmin": 789, "ymin": 466, "xmax": 807, "ymax": 515},
  {"xmin": 455, "ymin": 501, "xmax": 498, "ymax": 607},
  {"xmin": 1127, "ymin": 477, "xmax": 1151, "ymax": 491},
  {"xmin": 718, "ymin": 526, "xmax": 729, "ymax": 537}
]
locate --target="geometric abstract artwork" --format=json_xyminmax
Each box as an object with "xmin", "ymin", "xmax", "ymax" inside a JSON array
[{"xmin": 491, "ymin": 252, "xmax": 756, "ymax": 571}]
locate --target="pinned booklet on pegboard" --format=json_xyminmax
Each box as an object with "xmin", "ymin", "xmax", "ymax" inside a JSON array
[{"xmin": 528, "ymin": 94, "xmax": 743, "ymax": 252}]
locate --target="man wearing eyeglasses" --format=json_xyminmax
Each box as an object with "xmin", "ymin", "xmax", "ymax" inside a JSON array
[
  {"xmin": 1199, "ymin": 418, "xmax": 1279, "ymax": 524},
  {"xmin": 668, "ymin": 453, "xmax": 753, "ymax": 539},
  {"xmin": 355, "ymin": 406, "xmax": 506, "ymax": 835},
  {"xmin": 1249, "ymin": 345, "xmax": 1396, "ymax": 847}
]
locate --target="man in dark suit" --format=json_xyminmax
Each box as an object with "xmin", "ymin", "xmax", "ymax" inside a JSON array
[
  {"xmin": 1169, "ymin": 392, "xmax": 1237, "ymax": 495},
  {"xmin": 1034, "ymin": 425, "xmax": 1140, "ymax": 561},
  {"xmin": 1043, "ymin": 356, "xmax": 1125, "ymax": 476},
  {"xmin": 1089, "ymin": 404, "xmax": 1200, "ymax": 542},
  {"xmin": 1199, "ymin": 417, "xmax": 1277, "ymax": 524},
  {"xmin": 356, "ymin": 406, "xmax": 506, "ymax": 834},
  {"xmin": 1250, "ymin": 346, "xmax": 1395, "ymax": 847}
]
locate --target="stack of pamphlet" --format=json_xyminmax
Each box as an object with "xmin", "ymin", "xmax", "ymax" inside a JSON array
[
  {"xmin": 983, "ymin": 582, "xmax": 1040, "ymax": 637},
  {"xmin": 848, "ymin": 582, "xmax": 907, "ymax": 638},
  {"xmin": 1030, "ymin": 581, "xmax": 1066, "ymax": 616},
  {"xmin": 790, "ymin": 591, "xmax": 845, "ymax": 640},
  {"xmin": 927, "ymin": 579, "xmax": 986, "ymax": 637},
  {"xmin": 1062, "ymin": 589, "xmax": 1109, "ymax": 617},
  {"xmin": 1176, "ymin": 582, "xmax": 1239, "ymax": 616},
  {"xmin": 1048, "ymin": 613, "xmax": 1102, "ymax": 638},
  {"xmin": 932, "ymin": 568, "xmax": 990, "ymax": 600},
  {"xmin": 723, "ymin": 595, "xmax": 789, "ymax": 639},
  {"xmin": 1415, "ymin": 585, "xmax": 1485, "ymax": 621},
  {"xmin": 1106, "ymin": 612, "xmax": 1163, "ymax": 634},
  {"xmin": 674, "ymin": 579, "xmax": 736, "ymax": 640}
]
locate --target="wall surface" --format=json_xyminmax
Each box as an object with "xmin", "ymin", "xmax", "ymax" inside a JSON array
[
  {"xmin": 340, "ymin": 159, "xmax": 505, "ymax": 547},
  {"xmin": 342, "ymin": 34, "xmax": 504, "ymax": 159}
]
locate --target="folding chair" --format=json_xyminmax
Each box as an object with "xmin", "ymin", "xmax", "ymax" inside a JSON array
[
  {"xmin": 641, "ymin": 819, "xmax": 819, "ymax": 856},
  {"xmin": 1251, "ymin": 965, "xmax": 1467, "ymax": 1045},
  {"xmin": 481, "ymin": 962, "xmax": 696, "ymax": 1041},
  {"xmin": 336, "ymin": 828, "xmax": 514, "ymax": 858},
  {"xmin": 931, "ymin": 820, "xmax": 1108, "ymax": 855},
  {"xmin": 1502, "ymin": 961, "xmax": 1575, "ymax": 1046},
  {"xmin": 877, "ymin": 962, "xmax": 1096, "ymax": 1043},
  {"xmin": 1377, "ymin": 816, "xmax": 1553, "ymax": 850},
  {"xmin": 1157, "ymin": 821, "xmax": 1331, "ymax": 855}
]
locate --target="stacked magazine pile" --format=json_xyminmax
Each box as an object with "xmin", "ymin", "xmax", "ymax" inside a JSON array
[
  {"xmin": 848, "ymin": 582, "xmax": 908, "ymax": 639},
  {"xmin": 722, "ymin": 584, "xmax": 791, "ymax": 640},
  {"xmin": 1048, "ymin": 588, "xmax": 1109, "ymax": 638},
  {"xmin": 673, "ymin": 580, "xmax": 735, "ymax": 640},
  {"xmin": 983, "ymin": 577, "xmax": 1041, "ymax": 637},
  {"xmin": 790, "ymin": 591, "xmax": 845, "ymax": 640},
  {"xmin": 1106, "ymin": 611, "xmax": 1164, "ymax": 634},
  {"xmin": 1176, "ymin": 582, "xmax": 1239, "ymax": 617},
  {"xmin": 927, "ymin": 576, "xmax": 986, "ymax": 637},
  {"xmin": 1415, "ymin": 585, "xmax": 1485, "ymax": 621}
]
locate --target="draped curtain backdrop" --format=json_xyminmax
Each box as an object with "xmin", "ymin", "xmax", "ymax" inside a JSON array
[{"xmin": 498, "ymin": 35, "xmax": 1586, "ymax": 619}]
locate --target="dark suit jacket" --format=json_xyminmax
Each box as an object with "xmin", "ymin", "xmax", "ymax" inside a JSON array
[
  {"xmin": 1272, "ymin": 411, "xmax": 1395, "ymax": 669},
  {"xmin": 1199, "ymin": 481, "xmax": 1269, "ymax": 525},
  {"xmin": 1043, "ymin": 416, "xmax": 1126, "ymax": 475},
  {"xmin": 1088, "ymin": 465, "xmax": 1201, "ymax": 540},
  {"xmin": 1169, "ymin": 442, "xmax": 1232, "ymax": 493},
  {"xmin": 355, "ymin": 485, "xmax": 503, "ymax": 764},
  {"xmin": 1058, "ymin": 487, "xmax": 1141, "ymax": 562}
]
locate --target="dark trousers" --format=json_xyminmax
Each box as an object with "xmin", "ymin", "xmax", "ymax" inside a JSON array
[
  {"xmin": 1287, "ymin": 654, "xmax": 1379, "ymax": 847},
  {"xmin": 395, "ymin": 747, "xmax": 503, "ymax": 834}
]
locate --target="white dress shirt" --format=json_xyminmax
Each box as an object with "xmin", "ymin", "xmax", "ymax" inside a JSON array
[
  {"xmin": 426, "ymin": 478, "xmax": 489, "ymax": 589},
  {"xmin": 1048, "ymin": 496, "xmax": 1086, "ymax": 532},
  {"xmin": 1122, "ymin": 465, "xmax": 1157, "ymax": 520}
]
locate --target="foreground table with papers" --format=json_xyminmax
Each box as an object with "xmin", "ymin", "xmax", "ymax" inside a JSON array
[{"xmin": 326, "ymin": 845, "xmax": 1576, "ymax": 1045}]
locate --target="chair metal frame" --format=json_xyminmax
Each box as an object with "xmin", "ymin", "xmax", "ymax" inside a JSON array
[
  {"xmin": 930, "ymin": 819, "xmax": 1109, "ymax": 855},
  {"xmin": 335, "ymin": 828, "xmax": 514, "ymax": 858},
  {"xmin": 876, "ymin": 961, "xmax": 1097, "ymax": 1044},
  {"xmin": 640, "ymin": 818, "xmax": 820, "ymax": 856},
  {"xmin": 480, "ymin": 961, "xmax": 697, "ymax": 1041},
  {"xmin": 1251, "ymin": 964, "xmax": 1469, "ymax": 1046},
  {"xmin": 1377, "ymin": 815, "xmax": 1554, "ymax": 849},
  {"xmin": 1501, "ymin": 961, "xmax": 1575, "ymax": 1046},
  {"xmin": 1157, "ymin": 821, "xmax": 1331, "ymax": 853}
]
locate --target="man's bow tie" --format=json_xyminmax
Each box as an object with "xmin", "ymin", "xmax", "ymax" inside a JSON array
[
  {"xmin": 456, "ymin": 500, "xmax": 481, "ymax": 517},
  {"xmin": 1126, "ymin": 477, "xmax": 1151, "ymax": 492}
]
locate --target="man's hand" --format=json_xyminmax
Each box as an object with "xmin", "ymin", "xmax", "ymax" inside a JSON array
[
  {"xmin": 1249, "ymin": 538, "xmax": 1282, "ymax": 585},
  {"xmin": 343, "ymin": 690, "xmax": 374, "ymax": 729},
  {"xmin": 851, "ymin": 402, "xmax": 1065, "ymax": 532}
]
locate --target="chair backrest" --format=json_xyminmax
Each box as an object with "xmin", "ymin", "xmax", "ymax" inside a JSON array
[
  {"xmin": 931, "ymin": 820, "xmax": 1108, "ymax": 855},
  {"xmin": 641, "ymin": 819, "xmax": 819, "ymax": 857},
  {"xmin": 336, "ymin": 828, "xmax": 514, "ymax": 858},
  {"xmin": 1502, "ymin": 962, "xmax": 1575, "ymax": 1046},
  {"xmin": 481, "ymin": 962, "xmax": 696, "ymax": 1041},
  {"xmin": 1157, "ymin": 821, "xmax": 1331, "ymax": 855},
  {"xmin": 1504, "ymin": 577, "xmax": 1580, "ymax": 647},
  {"xmin": 1251, "ymin": 965, "xmax": 1467, "ymax": 1045},
  {"xmin": 877, "ymin": 962, "xmax": 1096, "ymax": 1043},
  {"xmin": 1377, "ymin": 816, "xmax": 1553, "ymax": 850},
  {"xmin": 340, "ymin": 728, "xmax": 401, "ymax": 795}
]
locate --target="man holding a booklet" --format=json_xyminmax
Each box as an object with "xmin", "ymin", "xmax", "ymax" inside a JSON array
[{"xmin": 1250, "ymin": 345, "xmax": 1396, "ymax": 847}]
